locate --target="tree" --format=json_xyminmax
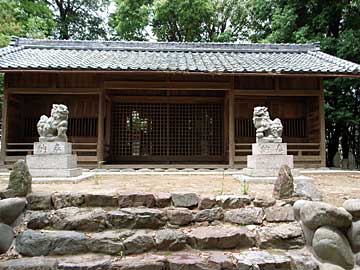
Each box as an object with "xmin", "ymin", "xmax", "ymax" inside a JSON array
[
  {"xmin": 0, "ymin": 0, "xmax": 54, "ymax": 46},
  {"xmin": 247, "ymin": 0, "xmax": 360, "ymax": 167},
  {"xmin": 0, "ymin": 0, "xmax": 55, "ymax": 119},
  {"xmin": 110, "ymin": 0, "xmax": 249, "ymax": 42},
  {"xmin": 47, "ymin": 0, "xmax": 110, "ymax": 40},
  {"xmin": 110, "ymin": 0, "xmax": 153, "ymax": 41}
]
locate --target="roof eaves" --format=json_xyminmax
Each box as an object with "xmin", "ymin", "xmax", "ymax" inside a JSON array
[{"xmin": 309, "ymin": 51, "xmax": 360, "ymax": 73}]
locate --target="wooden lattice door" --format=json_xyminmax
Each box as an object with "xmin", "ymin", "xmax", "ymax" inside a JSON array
[{"xmin": 110, "ymin": 102, "xmax": 224, "ymax": 163}]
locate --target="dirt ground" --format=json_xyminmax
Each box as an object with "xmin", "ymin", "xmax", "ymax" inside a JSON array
[
  {"xmin": 0, "ymin": 172, "xmax": 359, "ymax": 206},
  {"xmin": 308, "ymin": 173, "xmax": 360, "ymax": 206}
]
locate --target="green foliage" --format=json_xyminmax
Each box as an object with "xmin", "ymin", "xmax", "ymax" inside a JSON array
[
  {"xmin": 48, "ymin": 0, "xmax": 110, "ymax": 40},
  {"xmin": 152, "ymin": 0, "xmax": 213, "ymax": 42},
  {"xmin": 247, "ymin": 0, "xmax": 360, "ymax": 167},
  {"xmin": 0, "ymin": 0, "xmax": 54, "ymax": 46},
  {"xmin": 110, "ymin": 0, "xmax": 249, "ymax": 42},
  {"xmin": 110, "ymin": 0, "xmax": 153, "ymax": 41}
]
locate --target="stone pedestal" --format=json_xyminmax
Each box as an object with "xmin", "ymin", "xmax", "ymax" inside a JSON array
[
  {"xmin": 243, "ymin": 143, "xmax": 294, "ymax": 177},
  {"xmin": 26, "ymin": 142, "xmax": 82, "ymax": 177}
]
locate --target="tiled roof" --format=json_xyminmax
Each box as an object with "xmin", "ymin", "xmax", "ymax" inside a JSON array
[{"xmin": 0, "ymin": 38, "xmax": 359, "ymax": 75}]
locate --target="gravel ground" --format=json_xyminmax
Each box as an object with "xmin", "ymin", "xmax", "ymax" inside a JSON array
[{"xmin": 0, "ymin": 172, "xmax": 359, "ymax": 206}]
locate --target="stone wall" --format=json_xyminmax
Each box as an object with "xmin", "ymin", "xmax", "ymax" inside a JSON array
[{"xmin": 294, "ymin": 199, "xmax": 360, "ymax": 270}]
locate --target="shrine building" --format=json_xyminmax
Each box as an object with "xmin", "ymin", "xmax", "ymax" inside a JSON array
[{"xmin": 0, "ymin": 38, "xmax": 359, "ymax": 168}]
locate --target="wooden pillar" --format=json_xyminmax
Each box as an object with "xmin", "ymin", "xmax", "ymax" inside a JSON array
[
  {"xmin": 97, "ymin": 91, "xmax": 105, "ymax": 163},
  {"xmin": 0, "ymin": 75, "xmax": 8, "ymax": 165},
  {"xmin": 319, "ymin": 79, "xmax": 326, "ymax": 167},
  {"xmin": 228, "ymin": 78, "xmax": 235, "ymax": 167},
  {"xmin": 105, "ymin": 94, "xmax": 111, "ymax": 159}
]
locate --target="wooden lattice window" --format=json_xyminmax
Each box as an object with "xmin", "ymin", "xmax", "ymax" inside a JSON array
[
  {"xmin": 23, "ymin": 117, "xmax": 98, "ymax": 137},
  {"xmin": 111, "ymin": 103, "xmax": 224, "ymax": 162},
  {"xmin": 235, "ymin": 118, "xmax": 306, "ymax": 138}
]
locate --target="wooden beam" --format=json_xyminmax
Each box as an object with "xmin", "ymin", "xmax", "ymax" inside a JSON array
[
  {"xmin": 2, "ymin": 70, "xmax": 360, "ymax": 79},
  {"xmin": 0, "ymin": 75, "xmax": 9, "ymax": 165},
  {"xmin": 319, "ymin": 79, "xmax": 326, "ymax": 167},
  {"xmin": 234, "ymin": 89, "xmax": 320, "ymax": 96},
  {"xmin": 228, "ymin": 77, "xmax": 235, "ymax": 167},
  {"xmin": 7, "ymin": 87, "xmax": 101, "ymax": 95},
  {"xmin": 111, "ymin": 96, "xmax": 224, "ymax": 104},
  {"xmin": 97, "ymin": 91, "xmax": 105, "ymax": 163},
  {"xmin": 104, "ymin": 81, "xmax": 230, "ymax": 91}
]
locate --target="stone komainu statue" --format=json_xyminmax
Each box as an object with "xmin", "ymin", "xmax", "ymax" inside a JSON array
[
  {"xmin": 37, "ymin": 104, "xmax": 69, "ymax": 142},
  {"xmin": 253, "ymin": 106, "xmax": 283, "ymax": 143}
]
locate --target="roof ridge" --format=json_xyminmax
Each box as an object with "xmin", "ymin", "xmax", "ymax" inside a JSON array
[{"xmin": 11, "ymin": 37, "xmax": 320, "ymax": 53}]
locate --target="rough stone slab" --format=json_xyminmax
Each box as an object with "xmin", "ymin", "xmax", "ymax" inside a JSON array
[
  {"xmin": 167, "ymin": 253, "xmax": 210, "ymax": 270},
  {"xmin": 121, "ymin": 208, "xmax": 166, "ymax": 229},
  {"xmin": 83, "ymin": 193, "xmax": 118, "ymax": 207},
  {"xmin": 86, "ymin": 230, "xmax": 128, "ymax": 255},
  {"xmin": 252, "ymin": 143, "xmax": 287, "ymax": 155},
  {"xmin": 155, "ymin": 229, "xmax": 187, "ymax": 251},
  {"xmin": 253, "ymin": 196, "xmax": 276, "ymax": 208},
  {"xmin": 26, "ymin": 193, "xmax": 53, "ymax": 210},
  {"xmin": 15, "ymin": 229, "xmax": 87, "ymax": 256},
  {"xmin": 30, "ymin": 168, "xmax": 82, "ymax": 177},
  {"xmin": 171, "ymin": 193, "xmax": 199, "ymax": 208},
  {"xmin": 0, "ymin": 257, "xmax": 58, "ymax": 270},
  {"xmin": 167, "ymin": 208, "xmax": 193, "ymax": 226},
  {"xmin": 247, "ymin": 154, "xmax": 293, "ymax": 169},
  {"xmin": 193, "ymin": 207, "xmax": 224, "ymax": 222},
  {"xmin": 122, "ymin": 231, "xmax": 155, "ymax": 255},
  {"xmin": 187, "ymin": 226, "xmax": 256, "ymax": 249},
  {"xmin": 27, "ymin": 211, "xmax": 51, "ymax": 230},
  {"xmin": 287, "ymin": 249, "xmax": 320, "ymax": 270},
  {"xmin": 108, "ymin": 210, "xmax": 135, "ymax": 229},
  {"xmin": 51, "ymin": 192, "xmax": 85, "ymax": 209},
  {"xmin": 26, "ymin": 154, "xmax": 77, "ymax": 169},
  {"xmin": 51, "ymin": 207, "xmax": 108, "ymax": 232},
  {"xmin": 235, "ymin": 250, "xmax": 291, "ymax": 270},
  {"xmin": 118, "ymin": 193, "xmax": 156, "ymax": 208},
  {"xmin": 33, "ymin": 142, "xmax": 72, "ymax": 155},
  {"xmin": 0, "ymin": 197, "xmax": 27, "ymax": 225},
  {"xmin": 198, "ymin": 196, "xmax": 217, "ymax": 209},
  {"xmin": 265, "ymin": 206, "xmax": 295, "ymax": 222},
  {"xmin": 224, "ymin": 207, "xmax": 264, "ymax": 225},
  {"xmin": 57, "ymin": 254, "xmax": 112, "ymax": 269},
  {"xmin": 257, "ymin": 222, "xmax": 305, "ymax": 250},
  {"xmin": 215, "ymin": 195, "xmax": 253, "ymax": 209},
  {"xmin": 113, "ymin": 254, "xmax": 165, "ymax": 270},
  {"xmin": 155, "ymin": 193, "xmax": 172, "ymax": 208}
]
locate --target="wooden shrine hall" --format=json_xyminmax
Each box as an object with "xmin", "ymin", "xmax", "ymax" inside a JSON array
[{"xmin": 0, "ymin": 38, "xmax": 359, "ymax": 168}]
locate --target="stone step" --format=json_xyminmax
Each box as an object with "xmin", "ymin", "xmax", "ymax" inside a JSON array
[
  {"xmin": 15, "ymin": 222, "xmax": 304, "ymax": 257},
  {"xmin": 0, "ymin": 249, "xmax": 319, "ymax": 270},
  {"xmin": 26, "ymin": 192, "xmax": 258, "ymax": 210},
  {"xmin": 26, "ymin": 204, "xmax": 295, "ymax": 232}
]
